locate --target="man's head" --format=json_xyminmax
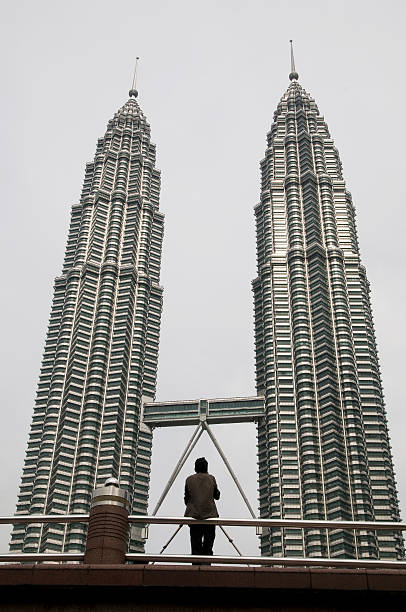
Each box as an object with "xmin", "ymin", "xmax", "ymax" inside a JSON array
[{"xmin": 195, "ymin": 457, "xmax": 208, "ymax": 473}]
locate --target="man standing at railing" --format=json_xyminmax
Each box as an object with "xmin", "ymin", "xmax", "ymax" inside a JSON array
[{"xmin": 184, "ymin": 457, "xmax": 220, "ymax": 562}]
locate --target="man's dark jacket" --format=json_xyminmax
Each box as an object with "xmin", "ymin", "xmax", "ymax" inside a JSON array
[{"xmin": 184, "ymin": 473, "xmax": 220, "ymax": 520}]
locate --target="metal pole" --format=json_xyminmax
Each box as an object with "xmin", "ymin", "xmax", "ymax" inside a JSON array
[
  {"xmin": 203, "ymin": 422, "xmax": 257, "ymax": 519},
  {"xmin": 158, "ymin": 525, "xmax": 183, "ymax": 555},
  {"xmin": 219, "ymin": 526, "xmax": 243, "ymax": 557},
  {"xmin": 219, "ymin": 525, "xmax": 250, "ymax": 567},
  {"xmin": 152, "ymin": 423, "xmax": 204, "ymax": 515},
  {"xmin": 1, "ymin": 514, "xmax": 89, "ymax": 525}
]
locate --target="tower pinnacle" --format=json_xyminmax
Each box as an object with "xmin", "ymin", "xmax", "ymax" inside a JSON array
[
  {"xmin": 129, "ymin": 57, "xmax": 140, "ymax": 98},
  {"xmin": 289, "ymin": 40, "xmax": 299, "ymax": 81}
]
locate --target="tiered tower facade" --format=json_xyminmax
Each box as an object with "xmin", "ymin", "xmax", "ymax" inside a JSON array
[
  {"xmin": 11, "ymin": 88, "xmax": 164, "ymax": 553},
  {"xmin": 253, "ymin": 66, "xmax": 402, "ymax": 559}
]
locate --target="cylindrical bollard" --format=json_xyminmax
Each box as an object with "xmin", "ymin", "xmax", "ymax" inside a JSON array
[{"xmin": 84, "ymin": 478, "xmax": 130, "ymax": 564}]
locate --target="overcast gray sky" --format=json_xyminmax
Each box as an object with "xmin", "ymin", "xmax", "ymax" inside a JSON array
[{"xmin": 0, "ymin": 0, "xmax": 405, "ymax": 556}]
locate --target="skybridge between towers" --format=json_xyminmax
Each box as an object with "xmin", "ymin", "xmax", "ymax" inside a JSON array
[
  {"xmin": 142, "ymin": 396, "xmax": 265, "ymax": 525},
  {"xmin": 142, "ymin": 395, "xmax": 265, "ymax": 428}
]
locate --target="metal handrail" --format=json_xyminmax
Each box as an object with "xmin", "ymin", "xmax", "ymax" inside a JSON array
[
  {"xmin": 0, "ymin": 514, "xmax": 89, "ymax": 525},
  {"xmin": 1, "ymin": 514, "xmax": 405, "ymax": 567},
  {"xmin": 0, "ymin": 553, "xmax": 84, "ymax": 562},
  {"xmin": 1, "ymin": 514, "xmax": 406, "ymax": 530},
  {"xmin": 127, "ymin": 516, "xmax": 406, "ymax": 531},
  {"xmin": 0, "ymin": 552, "xmax": 404, "ymax": 569}
]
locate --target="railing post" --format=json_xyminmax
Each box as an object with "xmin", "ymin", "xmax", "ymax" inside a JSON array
[{"xmin": 84, "ymin": 478, "xmax": 130, "ymax": 564}]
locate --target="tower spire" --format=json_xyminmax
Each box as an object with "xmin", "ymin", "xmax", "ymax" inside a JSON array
[
  {"xmin": 289, "ymin": 40, "xmax": 299, "ymax": 81},
  {"xmin": 129, "ymin": 57, "xmax": 140, "ymax": 98}
]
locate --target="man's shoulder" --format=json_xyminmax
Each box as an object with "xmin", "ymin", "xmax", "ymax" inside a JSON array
[{"xmin": 186, "ymin": 473, "xmax": 215, "ymax": 482}]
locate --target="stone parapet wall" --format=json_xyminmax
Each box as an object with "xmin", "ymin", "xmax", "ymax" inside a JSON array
[{"xmin": 0, "ymin": 564, "xmax": 405, "ymax": 611}]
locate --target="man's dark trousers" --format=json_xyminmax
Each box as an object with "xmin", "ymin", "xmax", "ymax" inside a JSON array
[{"xmin": 189, "ymin": 524, "xmax": 215, "ymax": 556}]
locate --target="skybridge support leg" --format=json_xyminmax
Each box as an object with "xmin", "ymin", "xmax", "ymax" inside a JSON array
[
  {"xmin": 152, "ymin": 423, "xmax": 204, "ymax": 516},
  {"xmin": 151, "ymin": 419, "xmax": 257, "ymax": 560},
  {"xmin": 203, "ymin": 422, "xmax": 257, "ymax": 519},
  {"xmin": 150, "ymin": 423, "xmax": 205, "ymax": 563},
  {"xmin": 219, "ymin": 525, "xmax": 244, "ymax": 556},
  {"xmin": 158, "ymin": 524, "xmax": 184, "ymax": 555}
]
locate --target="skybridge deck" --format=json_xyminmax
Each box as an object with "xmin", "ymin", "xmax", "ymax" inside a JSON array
[{"xmin": 143, "ymin": 396, "xmax": 265, "ymax": 427}]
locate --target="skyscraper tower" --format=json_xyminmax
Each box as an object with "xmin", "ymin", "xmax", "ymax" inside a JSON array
[
  {"xmin": 253, "ymin": 45, "xmax": 402, "ymax": 559},
  {"xmin": 11, "ymin": 74, "xmax": 164, "ymax": 553}
]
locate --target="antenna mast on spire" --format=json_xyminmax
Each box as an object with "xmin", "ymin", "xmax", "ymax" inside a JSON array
[
  {"xmin": 289, "ymin": 40, "xmax": 299, "ymax": 81},
  {"xmin": 129, "ymin": 57, "xmax": 140, "ymax": 98}
]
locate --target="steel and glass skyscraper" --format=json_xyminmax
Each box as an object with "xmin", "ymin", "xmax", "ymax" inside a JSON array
[
  {"xmin": 253, "ymin": 55, "xmax": 402, "ymax": 559},
  {"xmin": 11, "ymin": 83, "xmax": 164, "ymax": 553}
]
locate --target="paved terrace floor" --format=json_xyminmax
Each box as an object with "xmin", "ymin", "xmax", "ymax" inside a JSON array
[{"xmin": 0, "ymin": 564, "xmax": 405, "ymax": 611}]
